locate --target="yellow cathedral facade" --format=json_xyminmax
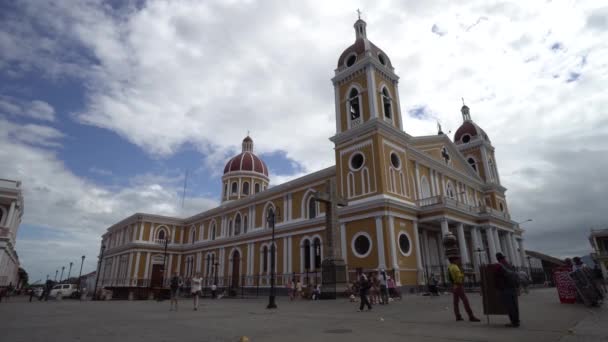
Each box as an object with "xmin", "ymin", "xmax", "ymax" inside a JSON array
[{"xmin": 97, "ymin": 18, "xmax": 525, "ymax": 297}]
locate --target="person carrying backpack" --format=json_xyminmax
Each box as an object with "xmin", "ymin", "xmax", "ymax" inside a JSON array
[
  {"xmin": 494, "ymin": 253, "xmax": 520, "ymax": 327},
  {"xmin": 358, "ymin": 274, "xmax": 372, "ymax": 312}
]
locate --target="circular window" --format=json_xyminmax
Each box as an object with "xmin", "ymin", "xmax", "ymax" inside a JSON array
[
  {"xmin": 378, "ymin": 53, "xmax": 386, "ymax": 66},
  {"xmin": 462, "ymin": 134, "xmax": 471, "ymax": 143},
  {"xmin": 398, "ymin": 232, "xmax": 411, "ymax": 256},
  {"xmin": 390, "ymin": 152, "xmax": 401, "ymax": 169},
  {"xmin": 352, "ymin": 233, "xmax": 372, "ymax": 257},
  {"xmin": 349, "ymin": 152, "xmax": 365, "ymax": 171},
  {"xmin": 346, "ymin": 54, "xmax": 357, "ymax": 67}
]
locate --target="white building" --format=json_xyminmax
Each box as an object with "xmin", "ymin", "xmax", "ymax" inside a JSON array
[{"xmin": 0, "ymin": 179, "xmax": 23, "ymax": 287}]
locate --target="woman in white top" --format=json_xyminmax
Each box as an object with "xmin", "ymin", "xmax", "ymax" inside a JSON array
[{"xmin": 191, "ymin": 273, "xmax": 203, "ymax": 310}]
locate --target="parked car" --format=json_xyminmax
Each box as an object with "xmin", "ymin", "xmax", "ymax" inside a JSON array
[{"xmin": 49, "ymin": 284, "xmax": 77, "ymax": 299}]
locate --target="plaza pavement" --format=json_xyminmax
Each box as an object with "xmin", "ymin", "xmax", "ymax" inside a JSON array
[{"xmin": 0, "ymin": 288, "xmax": 606, "ymax": 342}]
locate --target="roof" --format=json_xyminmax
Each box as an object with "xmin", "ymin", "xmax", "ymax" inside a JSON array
[
  {"xmin": 223, "ymin": 151, "xmax": 268, "ymax": 176},
  {"xmin": 525, "ymin": 250, "xmax": 565, "ymax": 266}
]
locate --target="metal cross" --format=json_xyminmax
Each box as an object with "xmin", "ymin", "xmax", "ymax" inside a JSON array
[
  {"xmin": 357, "ymin": 9, "xmax": 361, "ymax": 20},
  {"xmin": 312, "ymin": 179, "xmax": 347, "ymax": 260}
]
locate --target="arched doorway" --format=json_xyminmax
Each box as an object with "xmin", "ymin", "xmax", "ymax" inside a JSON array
[{"xmin": 231, "ymin": 250, "xmax": 240, "ymax": 289}]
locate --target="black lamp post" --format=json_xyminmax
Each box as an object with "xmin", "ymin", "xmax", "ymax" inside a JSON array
[
  {"xmin": 214, "ymin": 262, "xmax": 219, "ymax": 286},
  {"xmin": 266, "ymin": 207, "xmax": 280, "ymax": 309},
  {"xmin": 78, "ymin": 256, "xmax": 85, "ymax": 298},
  {"xmin": 67, "ymin": 262, "xmax": 73, "ymax": 282},
  {"xmin": 93, "ymin": 244, "xmax": 106, "ymax": 300},
  {"xmin": 54, "ymin": 270, "xmax": 58, "ymax": 282},
  {"xmin": 60, "ymin": 266, "xmax": 65, "ymax": 283}
]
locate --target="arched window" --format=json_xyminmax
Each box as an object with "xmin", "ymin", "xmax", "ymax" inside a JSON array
[
  {"xmin": 234, "ymin": 214, "xmax": 241, "ymax": 235},
  {"xmin": 242, "ymin": 181, "xmax": 250, "ymax": 195},
  {"xmin": 243, "ymin": 215, "xmax": 248, "ymax": 234},
  {"xmin": 348, "ymin": 88, "xmax": 361, "ymax": 123},
  {"xmin": 420, "ymin": 176, "xmax": 431, "ymax": 199},
  {"xmin": 157, "ymin": 230, "xmax": 165, "ymax": 241},
  {"xmin": 262, "ymin": 246, "xmax": 269, "ymax": 272},
  {"xmin": 313, "ymin": 238, "xmax": 322, "ymax": 269},
  {"xmin": 255, "ymin": 183, "xmax": 260, "ymax": 193},
  {"xmin": 231, "ymin": 182, "xmax": 238, "ymax": 194},
  {"xmin": 210, "ymin": 224, "xmax": 216, "ymax": 240},
  {"xmin": 303, "ymin": 240, "xmax": 311, "ymax": 270},
  {"xmin": 308, "ymin": 197, "xmax": 317, "ymax": 219},
  {"xmin": 467, "ymin": 157, "xmax": 477, "ymax": 172},
  {"xmin": 382, "ymin": 87, "xmax": 392, "ymax": 119},
  {"xmin": 446, "ymin": 182, "xmax": 455, "ymax": 199}
]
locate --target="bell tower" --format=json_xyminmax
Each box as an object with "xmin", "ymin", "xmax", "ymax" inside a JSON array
[
  {"xmin": 332, "ymin": 18, "xmax": 403, "ymax": 135},
  {"xmin": 331, "ymin": 17, "xmax": 412, "ymax": 203}
]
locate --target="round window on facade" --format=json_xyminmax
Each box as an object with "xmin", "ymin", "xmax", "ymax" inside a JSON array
[
  {"xmin": 390, "ymin": 152, "xmax": 401, "ymax": 169},
  {"xmin": 352, "ymin": 233, "xmax": 372, "ymax": 257},
  {"xmin": 378, "ymin": 53, "xmax": 386, "ymax": 66},
  {"xmin": 350, "ymin": 152, "xmax": 365, "ymax": 171},
  {"xmin": 462, "ymin": 134, "xmax": 471, "ymax": 143},
  {"xmin": 398, "ymin": 232, "xmax": 411, "ymax": 256},
  {"xmin": 346, "ymin": 54, "xmax": 357, "ymax": 67}
]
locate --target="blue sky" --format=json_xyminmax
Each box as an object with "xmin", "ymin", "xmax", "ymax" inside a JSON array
[{"xmin": 1, "ymin": 0, "xmax": 607, "ymax": 281}]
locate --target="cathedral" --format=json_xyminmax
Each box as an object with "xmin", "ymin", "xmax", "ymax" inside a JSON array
[{"xmin": 97, "ymin": 18, "xmax": 524, "ymax": 297}]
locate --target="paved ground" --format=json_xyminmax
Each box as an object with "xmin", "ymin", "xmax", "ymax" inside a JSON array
[{"xmin": 1, "ymin": 288, "xmax": 606, "ymax": 342}]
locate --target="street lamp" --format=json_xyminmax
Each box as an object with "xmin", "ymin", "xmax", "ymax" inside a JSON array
[
  {"xmin": 78, "ymin": 256, "xmax": 85, "ymax": 299},
  {"xmin": 60, "ymin": 266, "xmax": 65, "ymax": 283},
  {"xmin": 67, "ymin": 262, "xmax": 73, "ymax": 282},
  {"xmin": 54, "ymin": 270, "xmax": 58, "ymax": 282},
  {"xmin": 517, "ymin": 219, "xmax": 533, "ymax": 225},
  {"xmin": 266, "ymin": 207, "xmax": 280, "ymax": 309},
  {"xmin": 93, "ymin": 244, "xmax": 106, "ymax": 300}
]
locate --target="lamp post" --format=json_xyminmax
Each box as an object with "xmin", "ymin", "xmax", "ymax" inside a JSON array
[
  {"xmin": 67, "ymin": 262, "xmax": 73, "ymax": 282},
  {"xmin": 162, "ymin": 236, "xmax": 169, "ymax": 287},
  {"xmin": 78, "ymin": 256, "xmax": 85, "ymax": 298},
  {"xmin": 266, "ymin": 207, "xmax": 280, "ymax": 309},
  {"xmin": 60, "ymin": 266, "xmax": 65, "ymax": 283},
  {"xmin": 214, "ymin": 262, "xmax": 219, "ymax": 286},
  {"xmin": 517, "ymin": 219, "xmax": 533, "ymax": 225},
  {"xmin": 54, "ymin": 270, "xmax": 58, "ymax": 282},
  {"xmin": 93, "ymin": 244, "xmax": 106, "ymax": 301}
]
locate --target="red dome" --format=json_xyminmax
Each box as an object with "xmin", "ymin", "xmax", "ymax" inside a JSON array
[
  {"xmin": 223, "ymin": 151, "xmax": 268, "ymax": 177},
  {"xmin": 454, "ymin": 121, "xmax": 490, "ymax": 144}
]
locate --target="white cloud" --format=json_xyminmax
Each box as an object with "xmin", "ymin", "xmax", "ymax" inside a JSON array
[
  {"xmin": 0, "ymin": 117, "xmax": 218, "ymax": 278},
  {"xmin": 0, "ymin": 96, "xmax": 56, "ymax": 121},
  {"xmin": 2, "ymin": 0, "xmax": 608, "ymax": 263}
]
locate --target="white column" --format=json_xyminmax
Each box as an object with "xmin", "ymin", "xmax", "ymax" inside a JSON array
[
  {"xmin": 486, "ymin": 227, "xmax": 498, "ymax": 263},
  {"xmin": 5, "ymin": 202, "xmax": 15, "ymax": 228},
  {"xmin": 127, "ymin": 253, "xmax": 134, "ymax": 283},
  {"xmin": 133, "ymin": 252, "xmax": 141, "ymax": 282},
  {"xmin": 511, "ymin": 235, "xmax": 522, "ymax": 266},
  {"xmin": 149, "ymin": 223, "xmax": 155, "ymax": 242},
  {"xmin": 422, "ymin": 229, "xmax": 431, "ymax": 268},
  {"xmin": 414, "ymin": 161, "xmax": 421, "ymax": 200},
  {"xmin": 375, "ymin": 216, "xmax": 387, "ymax": 269},
  {"xmin": 471, "ymin": 227, "xmax": 482, "ymax": 265},
  {"xmin": 287, "ymin": 236, "xmax": 293, "ymax": 273},
  {"xmin": 167, "ymin": 254, "xmax": 173, "ymax": 277},
  {"xmin": 387, "ymin": 216, "xmax": 399, "ymax": 284},
  {"xmin": 506, "ymin": 233, "xmax": 517, "ymax": 266},
  {"xmin": 430, "ymin": 170, "xmax": 437, "ymax": 196},
  {"xmin": 493, "ymin": 228, "xmax": 502, "ymax": 253},
  {"xmin": 143, "ymin": 253, "xmax": 151, "ymax": 280},
  {"xmin": 176, "ymin": 254, "xmax": 182, "ymax": 275},
  {"xmin": 340, "ymin": 223, "xmax": 348, "ymax": 263},
  {"xmin": 440, "ymin": 218, "xmax": 449, "ymax": 236},
  {"xmin": 138, "ymin": 222, "xmax": 144, "ymax": 241},
  {"xmin": 283, "ymin": 237, "xmax": 288, "ymax": 274},
  {"xmin": 456, "ymin": 223, "xmax": 470, "ymax": 264},
  {"xmin": 413, "ymin": 221, "xmax": 424, "ymax": 284}
]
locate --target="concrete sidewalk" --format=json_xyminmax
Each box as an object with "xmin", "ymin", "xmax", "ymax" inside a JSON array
[{"xmin": 0, "ymin": 288, "xmax": 604, "ymax": 342}]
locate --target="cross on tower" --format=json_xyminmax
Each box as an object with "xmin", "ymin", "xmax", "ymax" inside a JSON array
[
  {"xmin": 356, "ymin": 8, "xmax": 362, "ymax": 20},
  {"xmin": 312, "ymin": 178, "xmax": 347, "ymax": 260}
]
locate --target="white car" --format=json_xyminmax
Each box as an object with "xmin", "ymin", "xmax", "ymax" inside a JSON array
[{"xmin": 49, "ymin": 284, "xmax": 77, "ymax": 299}]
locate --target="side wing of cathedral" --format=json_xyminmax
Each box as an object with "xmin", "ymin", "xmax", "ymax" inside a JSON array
[{"xmin": 97, "ymin": 18, "xmax": 523, "ymax": 295}]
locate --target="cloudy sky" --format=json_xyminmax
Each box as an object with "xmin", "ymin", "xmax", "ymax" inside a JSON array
[{"xmin": 1, "ymin": 0, "xmax": 606, "ymax": 282}]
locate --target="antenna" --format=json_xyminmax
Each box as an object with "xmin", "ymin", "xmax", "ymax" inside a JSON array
[{"xmin": 181, "ymin": 169, "xmax": 189, "ymax": 208}]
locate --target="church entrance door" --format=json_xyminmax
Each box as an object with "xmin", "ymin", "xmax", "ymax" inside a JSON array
[
  {"xmin": 231, "ymin": 251, "xmax": 240, "ymax": 289},
  {"xmin": 151, "ymin": 264, "xmax": 164, "ymax": 288}
]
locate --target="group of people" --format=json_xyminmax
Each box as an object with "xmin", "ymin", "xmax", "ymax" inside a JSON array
[
  {"xmin": 168, "ymin": 272, "xmax": 220, "ymax": 312},
  {"xmin": 354, "ymin": 269, "xmax": 401, "ymax": 311}
]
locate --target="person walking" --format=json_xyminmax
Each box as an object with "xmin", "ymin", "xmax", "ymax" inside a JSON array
[
  {"xmin": 494, "ymin": 253, "xmax": 520, "ymax": 327},
  {"xmin": 448, "ymin": 256, "xmax": 480, "ymax": 322},
  {"xmin": 592, "ymin": 265, "xmax": 606, "ymax": 294},
  {"xmin": 358, "ymin": 274, "xmax": 372, "ymax": 312},
  {"xmin": 378, "ymin": 269, "xmax": 389, "ymax": 305},
  {"xmin": 211, "ymin": 283, "xmax": 217, "ymax": 299},
  {"xmin": 191, "ymin": 273, "xmax": 202, "ymax": 311},
  {"xmin": 295, "ymin": 280, "xmax": 303, "ymax": 300},
  {"xmin": 169, "ymin": 272, "xmax": 182, "ymax": 311}
]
